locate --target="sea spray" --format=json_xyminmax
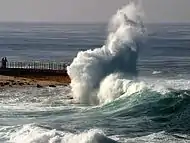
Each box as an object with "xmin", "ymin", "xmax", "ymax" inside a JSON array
[
  {"xmin": 67, "ymin": 2, "xmax": 145, "ymax": 104},
  {"xmin": 10, "ymin": 124, "xmax": 116, "ymax": 143}
]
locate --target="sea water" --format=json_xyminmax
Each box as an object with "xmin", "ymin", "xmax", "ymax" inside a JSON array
[{"xmin": 0, "ymin": 2, "xmax": 190, "ymax": 143}]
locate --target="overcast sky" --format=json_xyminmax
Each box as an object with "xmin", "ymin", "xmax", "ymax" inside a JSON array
[{"xmin": 0, "ymin": 0, "xmax": 189, "ymax": 23}]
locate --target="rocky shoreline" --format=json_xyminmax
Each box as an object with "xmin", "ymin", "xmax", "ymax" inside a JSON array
[{"xmin": 0, "ymin": 75, "xmax": 70, "ymax": 88}]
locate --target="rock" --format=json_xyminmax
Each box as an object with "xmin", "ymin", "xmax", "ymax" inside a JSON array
[
  {"xmin": 68, "ymin": 97, "xmax": 74, "ymax": 99},
  {"xmin": 4, "ymin": 82, "xmax": 10, "ymax": 86},
  {"xmin": 0, "ymin": 82, "xmax": 4, "ymax": 86},
  {"xmin": 37, "ymin": 84, "xmax": 43, "ymax": 88},
  {"xmin": 12, "ymin": 82, "xmax": 17, "ymax": 85},
  {"xmin": 67, "ymin": 96, "xmax": 73, "ymax": 99},
  {"xmin": 8, "ymin": 80, "xmax": 14, "ymax": 82},
  {"xmin": 63, "ymin": 84, "xmax": 68, "ymax": 86},
  {"xmin": 18, "ymin": 82, "xmax": 24, "ymax": 86},
  {"xmin": 49, "ymin": 85, "xmax": 56, "ymax": 87}
]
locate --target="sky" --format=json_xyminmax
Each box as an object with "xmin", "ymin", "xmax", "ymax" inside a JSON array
[{"xmin": 0, "ymin": 0, "xmax": 189, "ymax": 23}]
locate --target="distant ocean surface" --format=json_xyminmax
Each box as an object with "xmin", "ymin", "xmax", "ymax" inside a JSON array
[
  {"xmin": 1, "ymin": 23, "xmax": 190, "ymax": 78},
  {"xmin": 0, "ymin": 23, "xmax": 107, "ymax": 62},
  {"xmin": 0, "ymin": 22, "xmax": 190, "ymax": 143}
]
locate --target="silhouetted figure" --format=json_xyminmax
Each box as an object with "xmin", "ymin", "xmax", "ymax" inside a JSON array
[
  {"xmin": 1, "ymin": 57, "xmax": 8, "ymax": 68},
  {"xmin": 1, "ymin": 57, "xmax": 4, "ymax": 68}
]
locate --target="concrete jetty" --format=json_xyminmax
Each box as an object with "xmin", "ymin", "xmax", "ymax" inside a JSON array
[
  {"xmin": 0, "ymin": 61, "xmax": 70, "ymax": 88},
  {"xmin": 0, "ymin": 61, "xmax": 68, "ymax": 76}
]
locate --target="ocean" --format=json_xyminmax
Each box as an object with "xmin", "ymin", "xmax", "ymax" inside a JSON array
[{"xmin": 0, "ymin": 3, "xmax": 190, "ymax": 143}]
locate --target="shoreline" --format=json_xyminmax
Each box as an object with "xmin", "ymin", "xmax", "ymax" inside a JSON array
[{"xmin": 0, "ymin": 75, "xmax": 70, "ymax": 89}]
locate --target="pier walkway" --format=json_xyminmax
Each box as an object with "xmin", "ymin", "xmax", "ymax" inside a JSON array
[{"xmin": 0, "ymin": 61, "xmax": 69, "ymax": 77}]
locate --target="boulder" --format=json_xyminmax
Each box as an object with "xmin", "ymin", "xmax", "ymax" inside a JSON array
[
  {"xmin": 0, "ymin": 82, "xmax": 4, "ymax": 86},
  {"xmin": 18, "ymin": 82, "xmax": 24, "ymax": 86},
  {"xmin": 49, "ymin": 85, "xmax": 56, "ymax": 87},
  {"xmin": 37, "ymin": 84, "xmax": 43, "ymax": 88},
  {"xmin": 4, "ymin": 82, "xmax": 10, "ymax": 86}
]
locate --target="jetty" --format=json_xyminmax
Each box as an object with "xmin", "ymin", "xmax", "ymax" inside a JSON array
[
  {"xmin": 0, "ymin": 61, "xmax": 68, "ymax": 76},
  {"xmin": 0, "ymin": 61, "xmax": 71, "ymax": 88}
]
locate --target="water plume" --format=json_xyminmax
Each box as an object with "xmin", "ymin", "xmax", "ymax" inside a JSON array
[{"xmin": 67, "ymin": 2, "xmax": 145, "ymax": 104}]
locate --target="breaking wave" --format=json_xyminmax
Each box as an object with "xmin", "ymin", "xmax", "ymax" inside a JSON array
[
  {"xmin": 9, "ymin": 124, "xmax": 117, "ymax": 143},
  {"xmin": 67, "ymin": 2, "xmax": 145, "ymax": 105}
]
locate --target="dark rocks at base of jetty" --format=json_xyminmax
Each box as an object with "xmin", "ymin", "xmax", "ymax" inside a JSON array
[
  {"xmin": 68, "ymin": 97, "xmax": 74, "ymax": 99},
  {"xmin": 12, "ymin": 82, "xmax": 17, "ymax": 85},
  {"xmin": 4, "ymin": 82, "xmax": 9, "ymax": 86},
  {"xmin": 0, "ymin": 82, "xmax": 4, "ymax": 87},
  {"xmin": 49, "ymin": 85, "xmax": 56, "ymax": 87},
  {"xmin": 37, "ymin": 84, "xmax": 43, "ymax": 88},
  {"xmin": 0, "ymin": 80, "xmax": 31, "ymax": 88},
  {"xmin": 66, "ymin": 95, "xmax": 74, "ymax": 99},
  {"xmin": 0, "ymin": 81, "xmax": 11, "ymax": 87}
]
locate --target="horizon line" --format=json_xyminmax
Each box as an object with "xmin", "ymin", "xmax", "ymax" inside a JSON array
[{"xmin": 0, "ymin": 21, "xmax": 190, "ymax": 24}]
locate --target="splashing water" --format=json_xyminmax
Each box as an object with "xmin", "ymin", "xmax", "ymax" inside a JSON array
[
  {"xmin": 67, "ymin": 2, "xmax": 145, "ymax": 105},
  {"xmin": 10, "ymin": 124, "xmax": 116, "ymax": 143}
]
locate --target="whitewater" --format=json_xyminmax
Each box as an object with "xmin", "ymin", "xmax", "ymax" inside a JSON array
[
  {"xmin": 0, "ymin": 1, "xmax": 190, "ymax": 143},
  {"xmin": 67, "ymin": 2, "xmax": 145, "ymax": 105}
]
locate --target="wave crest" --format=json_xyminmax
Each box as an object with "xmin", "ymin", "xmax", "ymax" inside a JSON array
[
  {"xmin": 67, "ymin": 2, "xmax": 145, "ymax": 105},
  {"xmin": 10, "ymin": 124, "xmax": 117, "ymax": 143}
]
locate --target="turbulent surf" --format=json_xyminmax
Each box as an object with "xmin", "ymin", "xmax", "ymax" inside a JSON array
[
  {"xmin": 0, "ymin": 1, "xmax": 190, "ymax": 143},
  {"xmin": 67, "ymin": 2, "xmax": 145, "ymax": 105}
]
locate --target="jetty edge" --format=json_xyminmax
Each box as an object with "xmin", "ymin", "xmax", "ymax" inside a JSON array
[{"xmin": 0, "ymin": 61, "xmax": 71, "ymax": 88}]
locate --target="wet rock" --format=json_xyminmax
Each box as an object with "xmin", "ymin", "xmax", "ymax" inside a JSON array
[
  {"xmin": 63, "ymin": 83, "xmax": 68, "ymax": 86},
  {"xmin": 8, "ymin": 80, "xmax": 14, "ymax": 82},
  {"xmin": 18, "ymin": 82, "xmax": 24, "ymax": 86},
  {"xmin": 12, "ymin": 82, "xmax": 17, "ymax": 85},
  {"xmin": 49, "ymin": 85, "xmax": 56, "ymax": 87},
  {"xmin": 0, "ymin": 82, "xmax": 4, "ymax": 86},
  {"xmin": 66, "ymin": 96, "xmax": 74, "ymax": 99},
  {"xmin": 4, "ymin": 82, "xmax": 10, "ymax": 86},
  {"xmin": 37, "ymin": 84, "xmax": 43, "ymax": 88},
  {"xmin": 68, "ymin": 97, "xmax": 74, "ymax": 99}
]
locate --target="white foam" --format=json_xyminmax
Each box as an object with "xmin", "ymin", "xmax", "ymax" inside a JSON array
[
  {"xmin": 139, "ymin": 77, "xmax": 190, "ymax": 94},
  {"xmin": 9, "ymin": 124, "xmax": 116, "ymax": 143},
  {"xmin": 10, "ymin": 125, "xmax": 189, "ymax": 143},
  {"xmin": 152, "ymin": 71, "xmax": 162, "ymax": 75},
  {"xmin": 97, "ymin": 73, "xmax": 146, "ymax": 104},
  {"xmin": 119, "ymin": 131, "xmax": 190, "ymax": 143},
  {"xmin": 67, "ymin": 2, "xmax": 145, "ymax": 105}
]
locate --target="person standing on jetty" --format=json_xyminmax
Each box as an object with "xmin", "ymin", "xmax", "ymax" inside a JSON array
[{"xmin": 1, "ymin": 57, "xmax": 8, "ymax": 68}]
